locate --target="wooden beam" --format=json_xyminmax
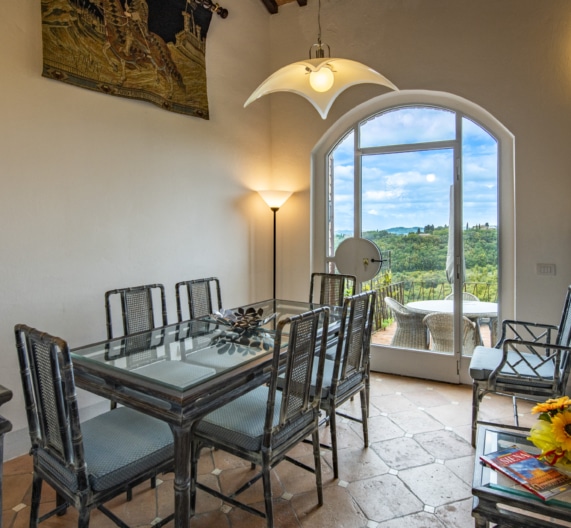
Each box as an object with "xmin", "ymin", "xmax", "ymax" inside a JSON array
[{"xmin": 260, "ymin": 0, "xmax": 278, "ymax": 14}]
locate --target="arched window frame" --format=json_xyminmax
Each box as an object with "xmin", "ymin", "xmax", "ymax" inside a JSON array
[{"xmin": 311, "ymin": 89, "xmax": 516, "ymax": 333}]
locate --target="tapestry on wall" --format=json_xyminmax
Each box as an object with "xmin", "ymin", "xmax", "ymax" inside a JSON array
[{"xmin": 41, "ymin": 0, "xmax": 216, "ymax": 119}]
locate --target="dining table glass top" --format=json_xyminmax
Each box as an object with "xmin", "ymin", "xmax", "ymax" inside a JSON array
[{"xmin": 71, "ymin": 298, "xmax": 341, "ymax": 392}]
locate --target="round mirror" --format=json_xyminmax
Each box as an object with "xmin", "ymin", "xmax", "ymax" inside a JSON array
[{"xmin": 335, "ymin": 237, "xmax": 383, "ymax": 282}]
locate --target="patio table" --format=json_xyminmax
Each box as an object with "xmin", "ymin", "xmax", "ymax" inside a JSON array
[
  {"xmin": 70, "ymin": 298, "xmax": 340, "ymax": 528},
  {"xmin": 405, "ymin": 300, "xmax": 498, "ymax": 319}
]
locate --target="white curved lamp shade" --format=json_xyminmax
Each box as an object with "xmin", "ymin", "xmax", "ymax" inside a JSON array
[
  {"xmin": 258, "ymin": 190, "xmax": 293, "ymax": 209},
  {"xmin": 244, "ymin": 58, "xmax": 398, "ymax": 119}
]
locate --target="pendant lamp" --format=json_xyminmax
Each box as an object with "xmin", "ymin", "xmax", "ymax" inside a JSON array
[{"xmin": 244, "ymin": 0, "xmax": 398, "ymax": 119}]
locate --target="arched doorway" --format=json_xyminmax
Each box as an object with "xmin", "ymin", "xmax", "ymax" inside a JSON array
[{"xmin": 311, "ymin": 90, "xmax": 515, "ymax": 383}]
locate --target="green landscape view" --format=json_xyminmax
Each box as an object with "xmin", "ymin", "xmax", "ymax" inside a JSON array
[{"xmin": 335, "ymin": 225, "xmax": 498, "ymax": 321}]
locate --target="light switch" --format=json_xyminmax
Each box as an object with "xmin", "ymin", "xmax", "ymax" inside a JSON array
[{"xmin": 536, "ymin": 263, "xmax": 556, "ymax": 276}]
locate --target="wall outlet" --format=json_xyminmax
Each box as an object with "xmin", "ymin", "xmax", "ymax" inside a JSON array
[{"xmin": 536, "ymin": 263, "xmax": 556, "ymax": 276}]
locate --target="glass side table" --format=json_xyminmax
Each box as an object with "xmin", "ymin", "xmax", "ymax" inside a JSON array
[
  {"xmin": 472, "ymin": 423, "xmax": 571, "ymax": 527},
  {"xmin": 0, "ymin": 385, "xmax": 12, "ymax": 528}
]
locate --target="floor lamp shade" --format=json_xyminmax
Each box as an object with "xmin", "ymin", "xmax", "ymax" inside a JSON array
[{"xmin": 258, "ymin": 190, "xmax": 292, "ymax": 210}]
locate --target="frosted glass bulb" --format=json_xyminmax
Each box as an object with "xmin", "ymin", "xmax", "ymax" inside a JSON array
[{"xmin": 309, "ymin": 67, "xmax": 334, "ymax": 92}]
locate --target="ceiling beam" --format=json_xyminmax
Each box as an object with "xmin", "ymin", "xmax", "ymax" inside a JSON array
[
  {"xmin": 260, "ymin": 0, "xmax": 308, "ymax": 14},
  {"xmin": 260, "ymin": 0, "xmax": 278, "ymax": 14}
]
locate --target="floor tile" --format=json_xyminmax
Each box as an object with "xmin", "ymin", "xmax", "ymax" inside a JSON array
[
  {"xmin": 348, "ymin": 474, "xmax": 424, "ymax": 522},
  {"xmin": 398, "ymin": 464, "xmax": 472, "ymax": 507},
  {"xmin": 371, "ymin": 436, "xmax": 433, "ymax": 471}
]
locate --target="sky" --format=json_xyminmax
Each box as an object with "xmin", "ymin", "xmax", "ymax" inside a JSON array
[{"xmin": 331, "ymin": 107, "xmax": 498, "ymax": 234}]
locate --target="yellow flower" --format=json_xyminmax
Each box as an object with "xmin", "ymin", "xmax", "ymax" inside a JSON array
[
  {"xmin": 529, "ymin": 420, "xmax": 559, "ymax": 453},
  {"xmin": 531, "ymin": 396, "xmax": 571, "ymax": 415},
  {"xmin": 551, "ymin": 410, "xmax": 571, "ymax": 452}
]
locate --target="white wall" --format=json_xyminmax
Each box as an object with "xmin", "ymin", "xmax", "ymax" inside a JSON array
[
  {"xmin": 268, "ymin": 0, "xmax": 571, "ymax": 316},
  {"xmin": 0, "ymin": 0, "xmax": 274, "ymax": 458}
]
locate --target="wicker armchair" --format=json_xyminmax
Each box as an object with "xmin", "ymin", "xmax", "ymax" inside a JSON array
[
  {"xmin": 444, "ymin": 292, "xmax": 480, "ymax": 301},
  {"xmin": 190, "ymin": 308, "xmax": 329, "ymax": 528},
  {"xmin": 175, "ymin": 277, "xmax": 222, "ymax": 321},
  {"xmin": 469, "ymin": 285, "xmax": 571, "ymax": 446},
  {"xmin": 14, "ymin": 325, "xmax": 174, "ymax": 528},
  {"xmin": 423, "ymin": 312, "xmax": 480, "ymax": 355},
  {"xmin": 309, "ymin": 272, "xmax": 356, "ymax": 306},
  {"xmin": 384, "ymin": 297, "xmax": 429, "ymax": 349}
]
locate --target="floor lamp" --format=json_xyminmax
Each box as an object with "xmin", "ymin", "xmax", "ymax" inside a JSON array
[{"xmin": 258, "ymin": 190, "xmax": 293, "ymax": 299}]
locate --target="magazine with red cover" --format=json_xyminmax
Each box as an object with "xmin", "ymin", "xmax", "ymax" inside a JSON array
[{"xmin": 480, "ymin": 446, "xmax": 571, "ymax": 500}]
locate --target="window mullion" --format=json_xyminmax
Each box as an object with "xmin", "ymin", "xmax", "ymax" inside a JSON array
[{"xmin": 354, "ymin": 125, "xmax": 362, "ymax": 239}]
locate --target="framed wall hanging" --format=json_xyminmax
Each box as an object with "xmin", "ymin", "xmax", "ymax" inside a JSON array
[{"xmin": 41, "ymin": 0, "xmax": 227, "ymax": 119}]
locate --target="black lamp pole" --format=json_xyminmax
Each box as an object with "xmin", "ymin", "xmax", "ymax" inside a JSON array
[
  {"xmin": 271, "ymin": 207, "xmax": 278, "ymax": 300},
  {"xmin": 258, "ymin": 190, "xmax": 292, "ymax": 301}
]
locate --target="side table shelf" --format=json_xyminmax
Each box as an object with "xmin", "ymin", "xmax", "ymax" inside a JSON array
[
  {"xmin": 0, "ymin": 385, "xmax": 13, "ymax": 528},
  {"xmin": 472, "ymin": 423, "xmax": 571, "ymax": 528}
]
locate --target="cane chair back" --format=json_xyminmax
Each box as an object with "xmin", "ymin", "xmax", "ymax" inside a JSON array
[
  {"xmin": 423, "ymin": 312, "xmax": 480, "ymax": 355},
  {"xmin": 384, "ymin": 297, "xmax": 429, "ymax": 350},
  {"xmin": 105, "ymin": 284, "xmax": 167, "ymax": 339},
  {"xmin": 469, "ymin": 285, "xmax": 571, "ymax": 445},
  {"xmin": 309, "ymin": 272, "xmax": 356, "ymax": 307},
  {"xmin": 318, "ymin": 291, "xmax": 376, "ymax": 478},
  {"xmin": 14, "ymin": 324, "xmax": 174, "ymax": 528},
  {"xmin": 190, "ymin": 308, "xmax": 329, "ymax": 528},
  {"xmin": 175, "ymin": 277, "xmax": 222, "ymax": 321},
  {"xmin": 104, "ymin": 284, "xmax": 167, "ymax": 414}
]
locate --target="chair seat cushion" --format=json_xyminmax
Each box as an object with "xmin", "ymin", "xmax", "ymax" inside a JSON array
[
  {"xmin": 82, "ymin": 407, "xmax": 174, "ymax": 491},
  {"xmin": 469, "ymin": 346, "xmax": 555, "ymax": 383},
  {"xmin": 37, "ymin": 407, "xmax": 174, "ymax": 493},
  {"xmin": 194, "ymin": 386, "xmax": 313, "ymax": 452}
]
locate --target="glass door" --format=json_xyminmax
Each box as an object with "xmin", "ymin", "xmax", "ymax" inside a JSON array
[{"xmin": 326, "ymin": 106, "xmax": 498, "ymax": 383}]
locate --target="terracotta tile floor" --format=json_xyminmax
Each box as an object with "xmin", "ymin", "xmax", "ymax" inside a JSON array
[{"xmin": 2, "ymin": 372, "xmax": 537, "ymax": 528}]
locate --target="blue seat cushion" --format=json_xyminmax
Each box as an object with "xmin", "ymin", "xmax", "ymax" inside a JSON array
[
  {"xmin": 469, "ymin": 346, "xmax": 555, "ymax": 383},
  {"xmin": 195, "ymin": 386, "xmax": 313, "ymax": 451},
  {"xmin": 37, "ymin": 407, "xmax": 174, "ymax": 493}
]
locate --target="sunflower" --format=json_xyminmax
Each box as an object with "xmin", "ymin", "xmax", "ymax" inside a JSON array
[
  {"xmin": 551, "ymin": 410, "xmax": 571, "ymax": 452},
  {"xmin": 531, "ymin": 396, "xmax": 571, "ymax": 415},
  {"xmin": 529, "ymin": 420, "xmax": 559, "ymax": 453}
]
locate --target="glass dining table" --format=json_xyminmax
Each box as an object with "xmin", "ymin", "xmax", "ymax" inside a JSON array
[{"xmin": 70, "ymin": 298, "xmax": 341, "ymax": 528}]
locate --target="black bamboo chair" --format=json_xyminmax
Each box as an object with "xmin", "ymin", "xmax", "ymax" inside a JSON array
[
  {"xmin": 105, "ymin": 283, "xmax": 168, "ymax": 339},
  {"xmin": 469, "ymin": 285, "xmax": 571, "ymax": 446},
  {"xmin": 309, "ymin": 272, "xmax": 356, "ymax": 307},
  {"xmin": 0, "ymin": 384, "xmax": 12, "ymax": 528},
  {"xmin": 103, "ymin": 283, "xmax": 168, "ymax": 498},
  {"xmin": 190, "ymin": 307, "xmax": 330, "ymax": 528},
  {"xmin": 175, "ymin": 277, "xmax": 222, "ymax": 321},
  {"xmin": 313, "ymin": 291, "xmax": 376, "ymax": 478},
  {"xmin": 14, "ymin": 324, "xmax": 174, "ymax": 528}
]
